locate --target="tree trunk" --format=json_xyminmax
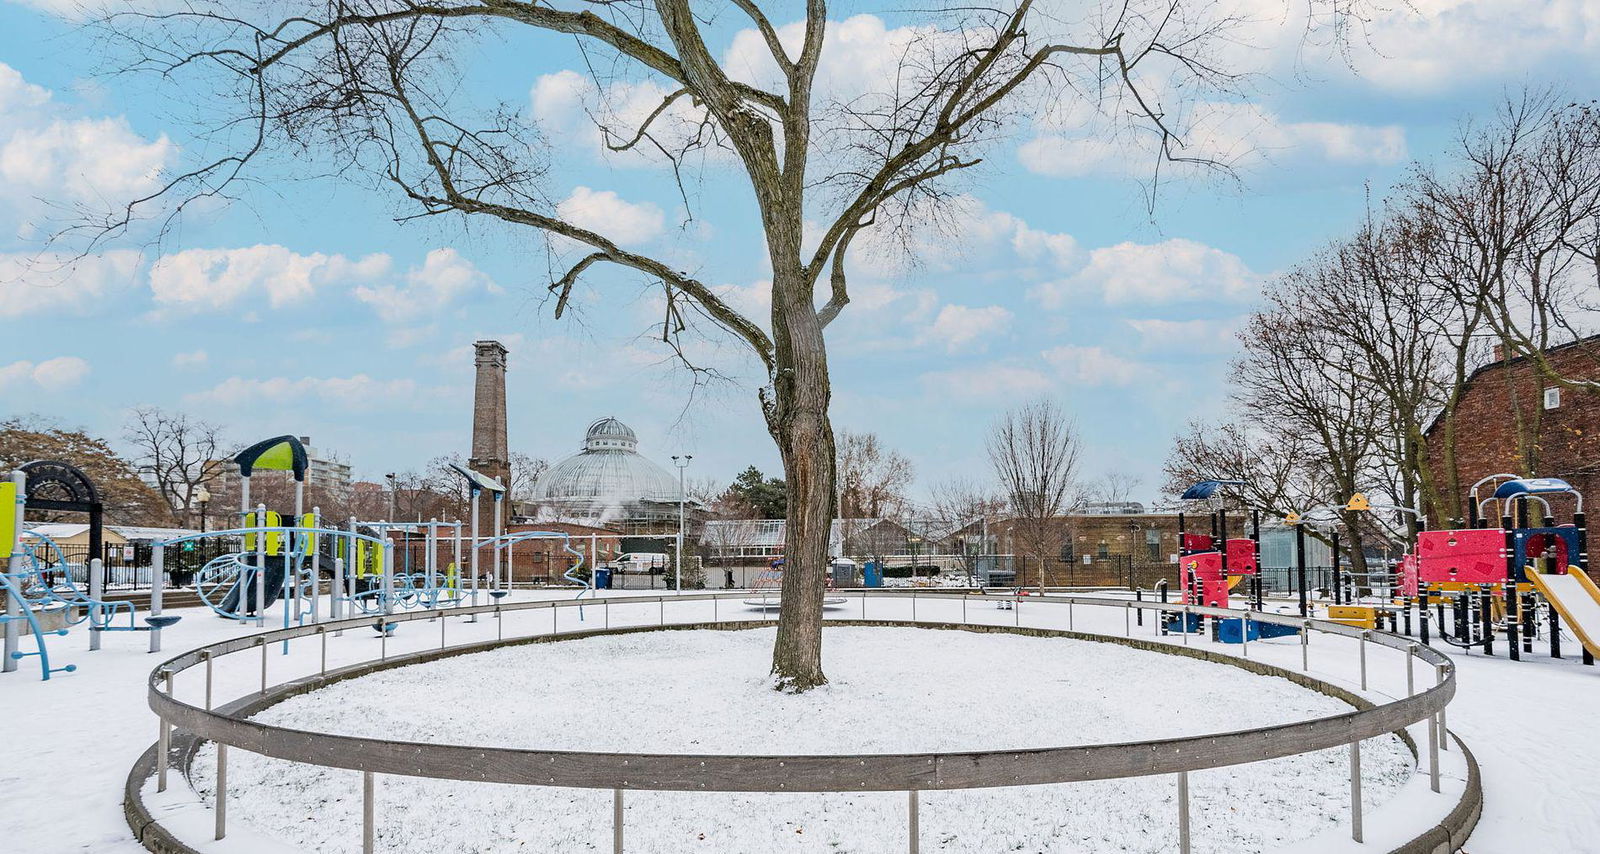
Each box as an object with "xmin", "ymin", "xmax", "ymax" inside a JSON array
[{"xmin": 768, "ymin": 268, "xmax": 837, "ymax": 693}]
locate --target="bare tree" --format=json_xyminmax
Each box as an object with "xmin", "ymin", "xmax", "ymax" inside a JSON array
[
  {"xmin": 122, "ymin": 407, "xmax": 232, "ymax": 527},
  {"xmin": 1163, "ymin": 420, "xmax": 1320, "ymax": 518},
  {"xmin": 835, "ymin": 430, "xmax": 914, "ymax": 518},
  {"xmin": 1080, "ymin": 471, "xmax": 1144, "ymax": 508},
  {"xmin": 95, "ymin": 0, "xmax": 1367, "ymax": 690},
  {"xmin": 987, "ymin": 400, "xmax": 1080, "ymax": 588},
  {"xmin": 929, "ymin": 476, "xmax": 1007, "ymax": 585}
]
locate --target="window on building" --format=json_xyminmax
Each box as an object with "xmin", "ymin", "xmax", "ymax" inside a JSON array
[
  {"xmin": 1545, "ymin": 387, "xmax": 1561, "ymax": 410},
  {"xmin": 1096, "ymin": 541, "xmax": 1109, "ymax": 560},
  {"xmin": 1059, "ymin": 541, "xmax": 1076, "ymax": 564}
]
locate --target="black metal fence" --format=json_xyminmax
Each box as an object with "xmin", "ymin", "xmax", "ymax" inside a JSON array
[{"xmin": 24, "ymin": 540, "xmax": 237, "ymax": 592}]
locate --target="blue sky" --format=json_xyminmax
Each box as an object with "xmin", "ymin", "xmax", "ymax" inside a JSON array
[{"xmin": 2, "ymin": 0, "xmax": 1598, "ymax": 503}]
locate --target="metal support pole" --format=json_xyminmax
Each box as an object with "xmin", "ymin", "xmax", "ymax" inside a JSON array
[
  {"xmin": 1182, "ymin": 606, "xmax": 1190, "ymax": 645},
  {"xmin": 1407, "ymin": 643, "xmax": 1417, "ymax": 697},
  {"xmin": 259, "ymin": 638, "xmax": 267, "ymax": 695},
  {"xmin": 157, "ymin": 672, "xmax": 172, "ymax": 792},
  {"xmin": 255, "ymin": 502, "xmax": 267, "ymax": 627},
  {"xmin": 1301, "ymin": 621, "xmax": 1310, "ymax": 671},
  {"xmin": 1359, "ymin": 630, "xmax": 1369, "ymax": 691},
  {"xmin": 1436, "ymin": 663, "xmax": 1450, "ymax": 752},
  {"xmin": 203, "ymin": 650, "xmax": 213, "ymax": 711},
  {"xmin": 88, "ymin": 557, "xmax": 104, "ymax": 651},
  {"xmin": 1177, "ymin": 772, "xmax": 1191, "ymax": 854},
  {"xmin": 613, "ymin": 788, "xmax": 624, "ymax": 854},
  {"xmin": 149, "ymin": 545, "xmax": 166, "ymax": 653},
  {"xmin": 320, "ymin": 626, "xmax": 327, "ymax": 675},
  {"xmin": 1427, "ymin": 706, "xmax": 1441, "ymax": 793},
  {"xmin": 3, "ymin": 471, "xmax": 23, "ymax": 671},
  {"xmin": 214, "ymin": 744, "xmax": 227, "ymax": 840},
  {"xmin": 907, "ymin": 790, "xmax": 919, "ymax": 854},
  {"xmin": 1349, "ymin": 740, "xmax": 1363, "ymax": 842},
  {"xmin": 363, "ymin": 771, "xmax": 376, "ymax": 854}
]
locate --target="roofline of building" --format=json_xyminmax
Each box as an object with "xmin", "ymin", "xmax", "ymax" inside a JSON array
[{"xmin": 1425, "ymin": 332, "xmax": 1600, "ymax": 437}]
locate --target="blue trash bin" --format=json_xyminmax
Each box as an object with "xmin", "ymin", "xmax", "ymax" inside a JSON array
[
  {"xmin": 595, "ymin": 568, "xmax": 612, "ymax": 589},
  {"xmin": 863, "ymin": 561, "xmax": 882, "ymax": 588}
]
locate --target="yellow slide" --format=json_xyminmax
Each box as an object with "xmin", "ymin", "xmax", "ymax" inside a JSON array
[{"xmin": 1527, "ymin": 567, "xmax": 1600, "ymax": 658}]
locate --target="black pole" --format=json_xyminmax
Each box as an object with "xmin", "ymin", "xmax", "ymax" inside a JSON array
[
  {"xmin": 1331, "ymin": 530, "xmax": 1342, "ymax": 606},
  {"xmin": 1250, "ymin": 509, "xmax": 1262, "ymax": 610},
  {"xmin": 1503, "ymin": 517, "xmax": 1520, "ymax": 662},
  {"xmin": 1418, "ymin": 587, "xmax": 1430, "ymax": 645},
  {"xmin": 1295, "ymin": 523, "xmax": 1308, "ymax": 617},
  {"xmin": 1480, "ymin": 589, "xmax": 1494, "ymax": 656},
  {"xmin": 1550, "ymin": 601, "xmax": 1562, "ymax": 659}
]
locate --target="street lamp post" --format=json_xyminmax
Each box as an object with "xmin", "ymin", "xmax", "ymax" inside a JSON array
[
  {"xmin": 385, "ymin": 473, "xmax": 397, "ymax": 521},
  {"xmin": 907, "ymin": 535, "xmax": 922, "ymax": 585},
  {"xmin": 671, "ymin": 454, "xmax": 692, "ymax": 591},
  {"xmin": 195, "ymin": 486, "xmax": 211, "ymax": 534}
]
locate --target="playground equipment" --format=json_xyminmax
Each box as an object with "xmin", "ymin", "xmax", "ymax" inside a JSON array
[
  {"xmin": 1409, "ymin": 475, "xmax": 1598, "ymax": 664},
  {"xmin": 744, "ymin": 557, "xmax": 849, "ymax": 609},
  {"xmin": 2, "ymin": 464, "xmax": 183, "ymax": 680},
  {"xmin": 1169, "ymin": 480, "xmax": 1295, "ymax": 641},
  {"xmin": 1285, "ymin": 492, "xmax": 1419, "ymax": 632}
]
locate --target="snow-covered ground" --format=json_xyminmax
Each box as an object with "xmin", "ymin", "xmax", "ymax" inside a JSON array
[
  {"xmin": 186, "ymin": 626, "xmax": 1410, "ymax": 853},
  {"xmin": 2, "ymin": 589, "xmax": 1597, "ymax": 852}
]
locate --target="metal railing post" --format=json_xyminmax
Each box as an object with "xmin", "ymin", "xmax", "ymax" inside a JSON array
[
  {"xmin": 1359, "ymin": 630, "xmax": 1369, "ymax": 691},
  {"xmin": 1427, "ymin": 707, "xmax": 1441, "ymax": 793},
  {"xmin": 1177, "ymin": 771, "xmax": 1191, "ymax": 854},
  {"xmin": 908, "ymin": 790, "xmax": 919, "ymax": 854},
  {"xmin": 1349, "ymin": 740, "xmax": 1363, "ymax": 842},
  {"xmin": 362, "ymin": 771, "xmax": 376, "ymax": 853},
  {"xmin": 203, "ymin": 650, "xmax": 214, "ymax": 711},
  {"xmin": 156, "ymin": 672, "xmax": 172, "ymax": 792},
  {"xmin": 1407, "ymin": 643, "xmax": 1417, "ymax": 697},
  {"xmin": 614, "ymin": 788, "xmax": 624, "ymax": 854},
  {"xmin": 319, "ymin": 626, "xmax": 328, "ymax": 676},
  {"xmin": 259, "ymin": 638, "xmax": 268, "ymax": 695},
  {"xmin": 1436, "ymin": 663, "xmax": 1450, "ymax": 752},
  {"xmin": 1301, "ymin": 621, "xmax": 1311, "ymax": 671},
  {"xmin": 214, "ymin": 744, "xmax": 227, "ymax": 840}
]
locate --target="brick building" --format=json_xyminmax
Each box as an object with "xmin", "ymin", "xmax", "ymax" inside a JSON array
[
  {"xmin": 985, "ymin": 513, "xmax": 1186, "ymax": 588},
  {"xmin": 387, "ymin": 521, "xmax": 623, "ymax": 585},
  {"xmin": 1424, "ymin": 338, "xmax": 1600, "ymax": 525}
]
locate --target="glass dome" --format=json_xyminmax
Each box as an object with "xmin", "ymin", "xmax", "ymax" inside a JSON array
[{"xmin": 532, "ymin": 418, "xmax": 682, "ymax": 506}]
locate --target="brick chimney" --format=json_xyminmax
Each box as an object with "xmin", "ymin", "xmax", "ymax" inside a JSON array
[{"xmin": 469, "ymin": 340, "xmax": 510, "ymax": 496}]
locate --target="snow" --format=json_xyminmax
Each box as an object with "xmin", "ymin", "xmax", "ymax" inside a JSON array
[
  {"xmin": 1537, "ymin": 571, "xmax": 1600, "ymax": 650},
  {"xmin": 1, "ymin": 588, "xmax": 1598, "ymax": 853},
  {"xmin": 189, "ymin": 626, "xmax": 1410, "ymax": 853}
]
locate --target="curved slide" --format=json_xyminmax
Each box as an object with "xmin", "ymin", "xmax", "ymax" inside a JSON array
[{"xmin": 1527, "ymin": 567, "xmax": 1600, "ymax": 658}]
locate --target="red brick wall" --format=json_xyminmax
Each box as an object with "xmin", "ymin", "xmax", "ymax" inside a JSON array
[
  {"xmin": 387, "ymin": 522, "xmax": 622, "ymax": 584},
  {"xmin": 1427, "ymin": 346, "xmax": 1600, "ymax": 565}
]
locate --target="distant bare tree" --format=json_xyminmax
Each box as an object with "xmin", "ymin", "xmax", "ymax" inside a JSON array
[
  {"xmin": 122, "ymin": 407, "xmax": 232, "ymax": 527},
  {"xmin": 1081, "ymin": 471, "xmax": 1144, "ymax": 508},
  {"xmin": 1163, "ymin": 420, "xmax": 1320, "ymax": 518},
  {"xmin": 987, "ymin": 400, "xmax": 1080, "ymax": 588},
  {"xmin": 836, "ymin": 431, "xmax": 914, "ymax": 519},
  {"xmin": 930, "ymin": 477, "xmax": 1008, "ymax": 585}
]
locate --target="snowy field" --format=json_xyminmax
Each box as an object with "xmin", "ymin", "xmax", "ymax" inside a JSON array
[
  {"xmin": 186, "ymin": 626, "xmax": 1409, "ymax": 853},
  {"xmin": 1, "ymin": 589, "xmax": 1598, "ymax": 852}
]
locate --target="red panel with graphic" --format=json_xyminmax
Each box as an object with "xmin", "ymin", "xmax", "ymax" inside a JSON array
[
  {"xmin": 1180, "ymin": 551, "xmax": 1230, "ymax": 607},
  {"xmin": 1416, "ymin": 529, "xmax": 1506, "ymax": 584},
  {"xmin": 1400, "ymin": 553, "xmax": 1419, "ymax": 597},
  {"xmin": 1182, "ymin": 533, "xmax": 1215, "ymax": 554},
  {"xmin": 1226, "ymin": 538, "xmax": 1258, "ymax": 575}
]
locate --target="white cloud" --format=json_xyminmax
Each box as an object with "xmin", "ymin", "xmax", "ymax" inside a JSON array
[
  {"xmin": 922, "ymin": 304, "xmax": 1013, "ymax": 353},
  {"xmin": 556, "ymin": 187, "xmax": 665, "ymax": 244},
  {"xmin": 186, "ymin": 374, "xmax": 432, "ymax": 410},
  {"xmin": 0, "ymin": 250, "xmax": 141, "ymax": 318},
  {"xmin": 1126, "ymin": 318, "xmax": 1243, "ymax": 354},
  {"xmin": 919, "ymin": 363, "xmax": 1054, "ymax": 400},
  {"xmin": 1019, "ymin": 102, "xmax": 1406, "ymax": 179},
  {"xmin": 1033, "ymin": 239, "xmax": 1264, "ymax": 308},
  {"xmin": 1043, "ymin": 346, "xmax": 1149, "ymax": 387},
  {"xmin": 0, "ymin": 356, "xmax": 90, "ymax": 390},
  {"xmin": 0, "ymin": 62, "xmax": 174, "ymax": 238},
  {"xmin": 171, "ymin": 349, "xmax": 207, "ymax": 368},
  {"xmin": 352, "ymin": 248, "xmax": 497, "ymax": 324},
  {"xmin": 149, "ymin": 245, "xmax": 390, "ymax": 312}
]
